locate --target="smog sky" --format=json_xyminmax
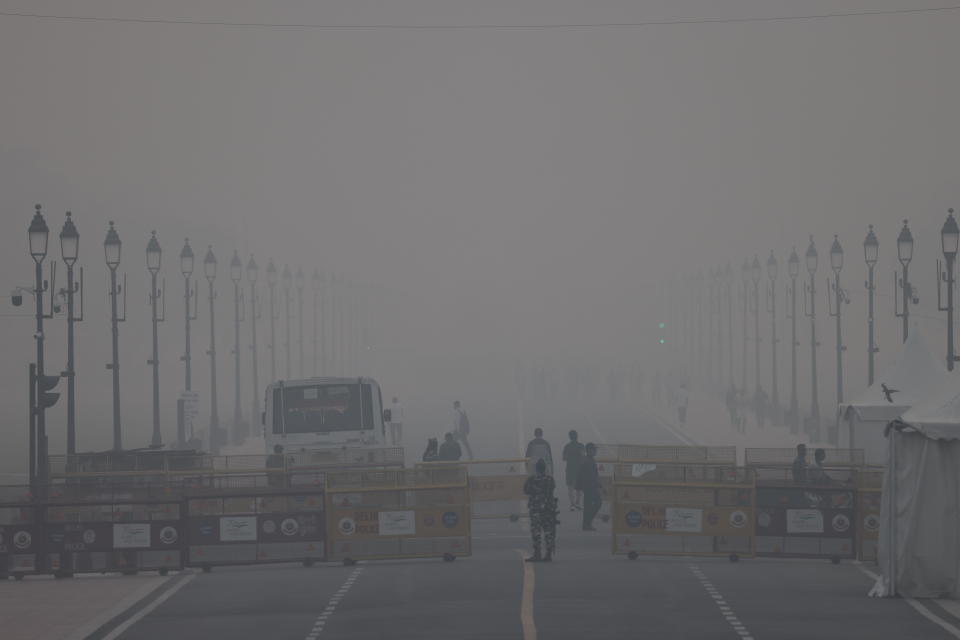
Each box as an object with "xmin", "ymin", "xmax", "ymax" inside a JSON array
[{"xmin": 1, "ymin": 1, "xmax": 959, "ymax": 469}]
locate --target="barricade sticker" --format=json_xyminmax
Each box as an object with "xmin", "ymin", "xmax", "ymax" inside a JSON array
[
  {"xmin": 220, "ymin": 516, "xmax": 257, "ymax": 542},
  {"xmin": 379, "ymin": 511, "xmax": 415, "ymax": 536},
  {"xmin": 786, "ymin": 509, "xmax": 824, "ymax": 534},
  {"xmin": 469, "ymin": 476, "xmax": 525, "ymax": 502},
  {"xmin": 113, "ymin": 523, "xmax": 150, "ymax": 548},
  {"xmin": 666, "ymin": 507, "xmax": 702, "ymax": 533}
]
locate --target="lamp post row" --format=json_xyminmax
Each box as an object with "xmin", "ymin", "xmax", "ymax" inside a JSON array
[{"xmin": 19, "ymin": 208, "xmax": 358, "ymax": 466}]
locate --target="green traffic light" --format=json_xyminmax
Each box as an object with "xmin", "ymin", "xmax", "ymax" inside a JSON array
[
  {"xmin": 658, "ymin": 322, "xmax": 665, "ymax": 329},
  {"xmin": 659, "ymin": 338, "xmax": 666, "ymax": 344}
]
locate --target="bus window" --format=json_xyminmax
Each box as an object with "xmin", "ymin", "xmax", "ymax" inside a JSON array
[{"xmin": 278, "ymin": 384, "xmax": 371, "ymax": 434}]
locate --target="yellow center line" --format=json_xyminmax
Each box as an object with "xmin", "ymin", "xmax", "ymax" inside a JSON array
[{"xmin": 516, "ymin": 549, "xmax": 537, "ymax": 640}]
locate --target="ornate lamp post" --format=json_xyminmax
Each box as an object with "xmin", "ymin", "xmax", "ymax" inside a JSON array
[
  {"xmin": 804, "ymin": 236, "xmax": 820, "ymax": 439},
  {"xmin": 828, "ymin": 235, "xmax": 848, "ymax": 447},
  {"xmin": 752, "ymin": 255, "xmax": 762, "ymax": 397},
  {"xmin": 59, "ymin": 213, "xmax": 82, "ymax": 454},
  {"xmin": 247, "ymin": 256, "xmax": 261, "ymax": 437},
  {"xmin": 787, "ymin": 248, "xmax": 800, "ymax": 434},
  {"xmin": 766, "ymin": 251, "xmax": 780, "ymax": 417},
  {"xmin": 266, "ymin": 259, "xmax": 278, "ymax": 383},
  {"xmin": 230, "ymin": 251, "xmax": 244, "ymax": 443},
  {"xmin": 204, "ymin": 246, "xmax": 220, "ymax": 452},
  {"xmin": 895, "ymin": 220, "xmax": 915, "ymax": 343},
  {"xmin": 282, "ymin": 265, "xmax": 293, "ymax": 379},
  {"xmin": 740, "ymin": 259, "xmax": 750, "ymax": 393},
  {"xmin": 146, "ymin": 232, "xmax": 164, "ymax": 447},
  {"xmin": 104, "ymin": 222, "xmax": 124, "ymax": 451},
  {"xmin": 296, "ymin": 268, "xmax": 305, "ymax": 377},
  {"xmin": 864, "ymin": 225, "xmax": 879, "ymax": 385},
  {"xmin": 938, "ymin": 211, "xmax": 960, "ymax": 370}
]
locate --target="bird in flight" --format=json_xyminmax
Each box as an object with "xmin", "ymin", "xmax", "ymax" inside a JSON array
[{"xmin": 881, "ymin": 383, "xmax": 900, "ymax": 403}]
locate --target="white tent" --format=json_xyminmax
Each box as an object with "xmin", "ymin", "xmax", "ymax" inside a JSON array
[{"xmin": 839, "ymin": 330, "xmax": 946, "ymax": 464}]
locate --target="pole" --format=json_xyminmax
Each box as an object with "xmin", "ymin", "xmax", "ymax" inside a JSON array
[
  {"xmin": 835, "ymin": 271, "xmax": 844, "ymax": 447},
  {"xmin": 298, "ymin": 285, "xmax": 304, "ymax": 377},
  {"xmin": 902, "ymin": 263, "xmax": 910, "ymax": 343},
  {"xmin": 269, "ymin": 282, "xmax": 276, "ymax": 383},
  {"xmin": 233, "ymin": 279, "xmax": 242, "ymax": 442},
  {"xmin": 312, "ymin": 283, "xmax": 319, "ymax": 375},
  {"xmin": 184, "ymin": 274, "xmax": 192, "ymax": 391},
  {"xmin": 790, "ymin": 275, "xmax": 799, "ymax": 434},
  {"xmin": 29, "ymin": 363, "xmax": 36, "ymax": 489},
  {"xmin": 150, "ymin": 270, "xmax": 161, "ymax": 447},
  {"xmin": 33, "ymin": 260, "xmax": 50, "ymax": 480},
  {"xmin": 947, "ymin": 256, "xmax": 955, "ymax": 371},
  {"xmin": 285, "ymin": 283, "xmax": 292, "ymax": 379},
  {"xmin": 65, "ymin": 264, "xmax": 77, "ymax": 454},
  {"xmin": 249, "ymin": 278, "xmax": 260, "ymax": 437},
  {"xmin": 727, "ymin": 276, "xmax": 734, "ymax": 388},
  {"xmin": 770, "ymin": 281, "xmax": 779, "ymax": 411},
  {"xmin": 809, "ymin": 270, "xmax": 820, "ymax": 438},
  {"xmin": 868, "ymin": 264, "xmax": 876, "ymax": 383},
  {"xmin": 754, "ymin": 279, "xmax": 761, "ymax": 394},
  {"xmin": 109, "ymin": 267, "xmax": 122, "ymax": 450},
  {"xmin": 208, "ymin": 278, "xmax": 220, "ymax": 450}
]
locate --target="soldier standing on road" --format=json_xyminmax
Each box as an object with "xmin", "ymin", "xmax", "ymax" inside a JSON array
[
  {"xmin": 576, "ymin": 443, "xmax": 602, "ymax": 531},
  {"xmin": 524, "ymin": 458, "xmax": 557, "ymax": 562},
  {"xmin": 562, "ymin": 430, "xmax": 585, "ymax": 511},
  {"xmin": 452, "ymin": 400, "xmax": 474, "ymax": 460}
]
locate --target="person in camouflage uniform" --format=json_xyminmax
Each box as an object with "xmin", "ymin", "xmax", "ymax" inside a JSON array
[{"xmin": 524, "ymin": 458, "xmax": 558, "ymax": 562}]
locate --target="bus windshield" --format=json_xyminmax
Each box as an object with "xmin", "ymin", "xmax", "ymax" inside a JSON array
[{"xmin": 274, "ymin": 383, "xmax": 373, "ymax": 434}]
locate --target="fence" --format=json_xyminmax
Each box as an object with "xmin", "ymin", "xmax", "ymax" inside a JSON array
[
  {"xmin": 617, "ymin": 445, "xmax": 736, "ymax": 465},
  {"xmin": 611, "ymin": 463, "xmax": 755, "ymax": 560},
  {"xmin": 326, "ymin": 466, "xmax": 471, "ymax": 563},
  {"xmin": 417, "ymin": 459, "xmax": 528, "ymax": 520}
]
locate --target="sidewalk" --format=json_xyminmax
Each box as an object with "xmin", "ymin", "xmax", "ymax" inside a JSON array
[
  {"xmin": 647, "ymin": 389, "xmax": 830, "ymax": 464},
  {"xmin": 0, "ymin": 572, "xmax": 176, "ymax": 640}
]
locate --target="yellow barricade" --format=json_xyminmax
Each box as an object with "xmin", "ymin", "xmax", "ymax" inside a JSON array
[
  {"xmin": 617, "ymin": 445, "xmax": 736, "ymax": 465},
  {"xmin": 857, "ymin": 469, "xmax": 883, "ymax": 563},
  {"xmin": 417, "ymin": 459, "xmax": 529, "ymax": 520},
  {"xmin": 612, "ymin": 463, "xmax": 755, "ymax": 560},
  {"xmin": 325, "ymin": 466, "xmax": 471, "ymax": 563}
]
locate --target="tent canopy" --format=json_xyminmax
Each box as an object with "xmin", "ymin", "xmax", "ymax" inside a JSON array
[
  {"xmin": 840, "ymin": 330, "xmax": 946, "ymax": 423},
  {"xmin": 896, "ymin": 373, "xmax": 960, "ymax": 440}
]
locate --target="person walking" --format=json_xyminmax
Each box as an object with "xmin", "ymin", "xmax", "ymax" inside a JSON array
[
  {"xmin": 388, "ymin": 396, "xmax": 404, "ymax": 446},
  {"xmin": 452, "ymin": 400, "xmax": 474, "ymax": 460},
  {"xmin": 676, "ymin": 384, "xmax": 689, "ymax": 425},
  {"xmin": 438, "ymin": 432, "xmax": 462, "ymax": 461},
  {"xmin": 576, "ymin": 443, "xmax": 602, "ymax": 531},
  {"xmin": 525, "ymin": 427, "xmax": 554, "ymax": 476},
  {"xmin": 791, "ymin": 443, "xmax": 808, "ymax": 484},
  {"xmin": 524, "ymin": 458, "xmax": 558, "ymax": 562},
  {"xmin": 562, "ymin": 430, "xmax": 585, "ymax": 511}
]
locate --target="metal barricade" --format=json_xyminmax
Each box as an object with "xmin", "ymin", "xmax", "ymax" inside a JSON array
[
  {"xmin": 751, "ymin": 466, "xmax": 858, "ymax": 561},
  {"xmin": 185, "ymin": 489, "xmax": 327, "ymax": 570},
  {"xmin": 0, "ymin": 490, "xmax": 41, "ymax": 579},
  {"xmin": 417, "ymin": 459, "xmax": 528, "ymax": 520},
  {"xmin": 617, "ymin": 445, "xmax": 737, "ymax": 465},
  {"xmin": 612, "ymin": 463, "xmax": 755, "ymax": 560},
  {"xmin": 745, "ymin": 448, "xmax": 865, "ymax": 468},
  {"xmin": 326, "ymin": 466, "xmax": 471, "ymax": 563},
  {"xmin": 857, "ymin": 468, "xmax": 883, "ymax": 563},
  {"xmin": 44, "ymin": 499, "xmax": 183, "ymax": 575}
]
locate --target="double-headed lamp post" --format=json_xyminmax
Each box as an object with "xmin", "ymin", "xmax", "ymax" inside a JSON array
[
  {"xmin": 787, "ymin": 249, "xmax": 800, "ymax": 434},
  {"xmin": 146, "ymin": 232, "xmax": 164, "ymax": 448},
  {"xmin": 60, "ymin": 213, "xmax": 80, "ymax": 455},
  {"xmin": 296, "ymin": 268, "xmax": 305, "ymax": 377},
  {"xmin": 266, "ymin": 259, "xmax": 278, "ymax": 383},
  {"xmin": 895, "ymin": 220, "xmax": 915, "ymax": 343},
  {"xmin": 766, "ymin": 251, "xmax": 780, "ymax": 416},
  {"xmin": 804, "ymin": 236, "xmax": 820, "ymax": 439},
  {"xmin": 283, "ymin": 265, "xmax": 293, "ymax": 379},
  {"xmin": 104, "ymin": 222, "xmax": 124, "ymax": 451},
  {"xmin": 939, "ymin": 211, "xmax": 960, "ymax": 371},
  {"xmin": 204, "ymin": 246, "xmax": 220, "ymax": 452},
  {"xmin": 752, "ymin": 256, "xmax": 762, "ymax": 398},
  {"xmin": 230, "ymin": 251, "xmax": 244, "ymax": 443},
  {"xmin": 864, "ymin": 225, "xmax": 879, "ymax": 385},
  {"xmin": 828, "ymin": 235, "xmax": 847, "ymax": 447},
  {"xmin": 246, "ymin": 256, "xmax": 260, "ymax": 437}
]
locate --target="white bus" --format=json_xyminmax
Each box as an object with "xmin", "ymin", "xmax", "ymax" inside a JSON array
[{"xmin": 262, "ymin": 377, "xmax": 390, "ymax": 453}]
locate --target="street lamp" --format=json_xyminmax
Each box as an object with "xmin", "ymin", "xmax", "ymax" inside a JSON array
[
  {"xmin": 60, "ymin": 212, "xmax": 82, "ymax": 455},
  {"xmin": 828, "ymin": 235, "xmax": 847, "ymax": 447},
  {"xmin": 246, "ymin": 256, "xmax": 261, "ymax": 438},
  {"xmin": 204, "ymin": 246, "xmax": 220, "ymax": 452},
  {"xmin": 178, "ymin": 239, "xmax": 198, "ymax": 447},
  {"xmin": 740, "ymin": 259, "xmax": 750, "ymax": 394},
  {"xmin": 312, "ymin": 268, "xmax": 322, "ymax": 376},
  {"xmin": 230, "ymin": 250, "xmax": 244, "ymax": 444},
  {"xmin": 864, "ymin": 225, "xmax": 879, "ymax": 385},
  {"xmin": 296, "ymin": 268, "xmax": 305, "ymax": 377},
  {"xmin": 282, "ymin": 265, "xmax": 293, "ymax": 379},
  {"xmin": 725, "ymin": 263, "xmax": 734, "ymax": 388},
  {"xmin": 751, "ymin": 255, "xmax": 762, "ymax": 404},
  {"xmin": 146, "ymin": 231, "xmax": 164, "ymax": 448},
  {"xmin": 766, "ymin": 251, "xmax": 780, "ymax": 417},
  {"xmin": 104, "ymin": 221, "xmax": 124, "ymax": 451},
  {"xmin": 895, "ymin": 220, "xmax": 915, "ymax": 343},
  {"xmin": 266, "ymin": 259, "xmax": 278, "ymax": 383},
  {"xmin": 787, "ymin": 248, "xmax": 800, "ymax": 434},
  {"xmin": 803, "ymin": 236, "xmax": 820, "ymax": 439},
  {"xmin": 938, "ymin": 210, "xmax": 960, "ymax": 371}
]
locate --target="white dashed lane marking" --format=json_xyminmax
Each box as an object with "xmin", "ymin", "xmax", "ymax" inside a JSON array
[
  {"xmin": 688, "ymin": 564, "xmax": 755, "ymax": 640},
  {"xmin": 304, "ymin": 566, "xmax": 363, "ymax": 639}
]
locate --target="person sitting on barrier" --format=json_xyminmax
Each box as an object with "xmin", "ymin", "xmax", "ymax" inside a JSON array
[
  {"xmin": 525, "ymin": 428, "xmax": 554, "ymax": 476},
  {"xmin": 268, "ymin": 444, "xmax": 286, "ymax": 488},
  {"xmin": 438, "ymin": 432, "xmax": 463, "ymax": 461},
  {"xmin": 791, "ymin": 443, "xmax": 808, "ymax": 484},
  {"xmin": 808, "ymin": 448, "xmax": 833, "ymax": 485},
  {"xmin": 524, "ymin": 458, "xmax": 558, "ymax": 562},
  {"xmin": 422, "ymin": 437, "xmax": 439, "ymax": 462},
  {"xmin": 576, "ymin": 443, "xmax": 602, "ymax": 531},
  {"xmin": 562, "ymin": 430, "xmax": 585, "ymax": 511}
]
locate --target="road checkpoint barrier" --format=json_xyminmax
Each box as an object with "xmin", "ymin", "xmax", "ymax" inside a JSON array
[
  {"xmin": 44, "ymin": 498, "xmax": 183, "ymax": 576},
  {"xmin": 185, "ymin": 489, "xmax": 326, "ymax": 570},
  {"xmin": 750, "ymin": 466, "xmax": 858, "ymax": 561},
  {"xmin": 416, "ymin": 459, "xmax": 528, "ymax": 520},
  {"xmin": 0, "ymin": 488, "xmax": 40, "ymax": 579},
  {"xmin": 744, "ymin": 448, "xmax": 865, "ymax": 468},
  {"xmin": 612, "ymin": 463, "xmax": 755, "ymax": 561},
  {"xmin": 857, "ymin": 469, "xmax": 883, "ymax": 563},
  {"xmin": 617, "ymin": 445, "xmax": 737, "ymax": 465},
  {"xmin": 326, "ymin": 466, "xmax": 471, "ymax": 563}
]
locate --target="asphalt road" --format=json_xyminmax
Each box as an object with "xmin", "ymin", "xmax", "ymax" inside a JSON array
[{"xmin": 111, "ymin": 406, "xmax": 956, "ymax": 640}]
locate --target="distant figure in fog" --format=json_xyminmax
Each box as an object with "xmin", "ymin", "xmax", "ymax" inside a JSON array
[
  {"xmin": 576, "ymin": 443, "xmax": 602, "ymax": 531},
  {"xmin": 438, "ymin": 432, "xmax": 462, "ymax": 461},
  {"xmin": 452, "ymin": 401, "xmax": 474, "ymax": 460},
  {"xmin": 525, "ymin": 427, "xmax": 554, "ymax": 476},
  {"xmin": 808, "ymin": 448, "xmax": 832, "ymax": 484},
  {"xmin": 753, "ymin": 387, "xmax": 768, "ymax": 429},
  {"xmin": 676, "ymin": 384, "xmax": 689, "ymax": 425},
  {"xmin": 388, "ymin": 397, "xmax": 404, "ymax": 446},
  {"xmin": 422, "ymin": 437, "xmax": 439, "ymax": 462},
  {"xmin": 791, "ymin": 443, "xmax": 808, "ymax": 484},
  {"xmin": 524, "ymin": 458, "xmax": 557, "ymax": 562},
  {"xmin": 562, "ymin": 430, "xmax": 585, "ymax": 511}
]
